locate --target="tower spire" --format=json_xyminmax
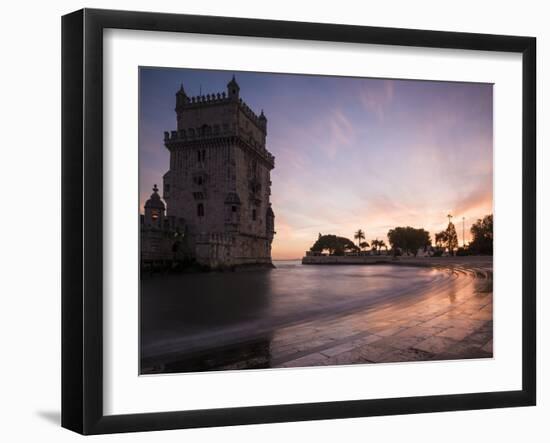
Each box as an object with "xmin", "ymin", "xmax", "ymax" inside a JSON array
[
  {"xmin": 177, "ymin": 83, "xmax": 187, "ymax": 96},
  {"xmin": 227, "ymin": 75, "xmax": 240, "ymax": 100},
  {"xmin": 175, "ymin": 83, "xmax": 189, "ymax": 110}
]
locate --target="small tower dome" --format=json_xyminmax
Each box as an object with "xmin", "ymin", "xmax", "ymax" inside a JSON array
[
  {"xmin": 145, "ymin": 184, "xmax": 165, "ymax": 210},
  {"xmin": 144, "ymin": 184, "xmax": 165, "ymax": 227},
  {"xmin": 227, "ymin": 75, "xmax": 240, "ymax": 100}
]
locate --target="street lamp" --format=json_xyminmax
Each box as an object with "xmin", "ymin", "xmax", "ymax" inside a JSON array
[{"xmin": 462, "ymin": 216, "xmax": 465, "ymax": 247}]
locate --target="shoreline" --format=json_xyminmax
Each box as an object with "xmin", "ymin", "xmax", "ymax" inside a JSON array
[{"xmin": 302, "ymin": 254, "xmax": 492, "ymax": 268}]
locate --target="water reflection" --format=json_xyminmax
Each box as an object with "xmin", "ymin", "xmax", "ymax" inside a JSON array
[
  {"xmin": 140, "ymin": 262, "xmax": 453, "ymax": 373},
  {"xmin": 147, "ymin": 336, "xmax": 274, "ymax": 374},
  {"xmin": 448, "ymin": 274, "xmax": 457, "ymax": 304}
]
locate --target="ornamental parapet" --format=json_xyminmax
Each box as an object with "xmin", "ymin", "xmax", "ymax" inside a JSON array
[{"xmin": 164, "ymin": 131, "xmax": 275, "ymax": 168}]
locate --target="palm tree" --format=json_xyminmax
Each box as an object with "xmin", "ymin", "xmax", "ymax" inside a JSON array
[
  {"xmin": 359, "ymin": 241, "xmax": 370, "ymax": 251},
  {"xmin": 354, "ymin": 229, "xmax": 365, "ymax": 248},
  {"xmin": 371, "ymin": 239, "xmax": 380, "ymax": 254},
  {"xmin": 378, "ymin": 240, "xmax": 387, "ymax": 255}
]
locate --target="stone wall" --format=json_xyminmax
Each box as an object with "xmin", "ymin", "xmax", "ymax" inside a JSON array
[{"xmin": 302, "ymin": 255, "xmax": 398, "ymax": 265}]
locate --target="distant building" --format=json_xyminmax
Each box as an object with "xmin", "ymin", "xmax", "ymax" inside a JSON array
[{"xmin": 141, "ymin": 76, "xmax": 276, "ymax": 268}]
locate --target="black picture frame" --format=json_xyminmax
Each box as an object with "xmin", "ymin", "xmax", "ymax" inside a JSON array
[{"xmin": 62, "ymin": 8, "xmax": 536, "ymax": 435}]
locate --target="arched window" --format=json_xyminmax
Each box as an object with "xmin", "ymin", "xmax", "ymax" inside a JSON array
[
  {"xmin": 252, "ymin": 209, "xmax": 257, "ymax": 221},
  {"xmin": 197, "ymin": 203, "xmax": 204, "ymax": 217}
]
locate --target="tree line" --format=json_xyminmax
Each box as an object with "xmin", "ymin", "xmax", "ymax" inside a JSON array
[{"xmin": 308, "ymin": 214, "xmax": 493, "ymax": 257}]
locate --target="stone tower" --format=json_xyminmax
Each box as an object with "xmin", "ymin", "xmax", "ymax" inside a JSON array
[{"xmin": 162, "ymin": 76, "xmax": 275, "ymax": 268}]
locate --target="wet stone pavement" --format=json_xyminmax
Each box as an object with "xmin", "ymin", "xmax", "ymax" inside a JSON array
[
  {"xmin": 142, "ymin": 258, "xmax": 493, "ymax": 374},
  {"xmin": 246, "ymin": 266, "xmax": 490, "ymax": 370}
]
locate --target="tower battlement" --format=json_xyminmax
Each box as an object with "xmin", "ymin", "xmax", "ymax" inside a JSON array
[
  {"xmin": 175, "ymin": 76, "xmax": 267, "ymax": 132},
  {"xmin": 175, "ymin": 95, "xmax": 266, "ymax": 129},
  {"xmin": 177, "ymin": 91, "xmax": 229, "ymax": 107}
]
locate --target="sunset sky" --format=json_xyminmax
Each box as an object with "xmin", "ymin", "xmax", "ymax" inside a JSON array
[{"xmin": 139, "ymin": 68, "xmax": 493, "ymax": 260}]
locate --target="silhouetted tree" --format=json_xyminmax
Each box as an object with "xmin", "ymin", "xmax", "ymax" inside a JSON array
[
  {"xmin": 354, "ymin": 229, "xmax": 366, "ymax": 248},
  {"xmin": 359, "ymin": 241, "xmax": 370, "ymax": 251},
  {"xmin": 446, "ymin": 222, "xmax": 459, "ymax": 256},
  {"xmin": 387, "ymin": 227, "xmax": 431, "ymax": 256},
  {"xmin": 435, "ymin": 231, "xmax": 448, "ymax": 248},
  {"xmin": 434, "ymin": 231, "xmax": 447, "ymax": 256},
  {"xmin": 469, "ymin": 214, "xmax": 493, "ymax": 255},
  {"xmin": 310, "ymin": 234, "xmax": 360, "ymax": 256},
  {"xmin": 371, "ymin": 239, "xmax": 387, "ymax": 255}
]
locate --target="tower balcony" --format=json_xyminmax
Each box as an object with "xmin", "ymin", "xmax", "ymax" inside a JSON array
[
  {"xmin": 164, "ymin": 129, "xmax": 275, "ymax": 168},
  {"xmin": 164, "ymin": 124, "xmax": 235, "ymax": 146}
]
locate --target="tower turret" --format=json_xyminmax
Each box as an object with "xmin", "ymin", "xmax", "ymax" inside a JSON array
[
  {"xmin": 266, "ymin": 204, "xmax": 275, "ymax": 240},
  {"xmin": 144, "ymin": 184, "xmax": 165, "ymax": 228},
  {"xmin": 259, "ymin": 109, "xmax": 267, "ymax": 133},
  {"xmin": 175, "ymin": 84, "xmax": 189, "ymax": 112},
  {"xmin": 227, "ymin": 75, "xmax": 240, "ymax": 101}
]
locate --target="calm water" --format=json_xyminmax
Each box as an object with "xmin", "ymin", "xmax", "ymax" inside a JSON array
[{"xmin": 140, "ymin": 262, "xmax": 446, "ymax": 362}]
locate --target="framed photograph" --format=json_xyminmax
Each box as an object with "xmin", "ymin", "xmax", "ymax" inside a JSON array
[{"xmin": 61, "ymin": 8, "xmax": 536, "ymax": 435}]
